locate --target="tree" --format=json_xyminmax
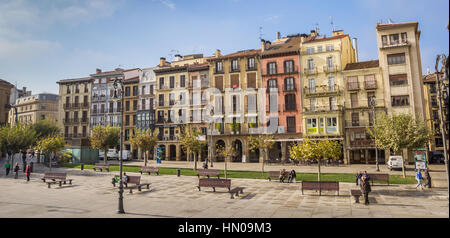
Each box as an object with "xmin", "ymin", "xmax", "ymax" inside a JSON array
[
  {"xmin": 289, "ymin": 138, "xmax": 325, "ymax": 182},
  {"xmin": 34, "ymin": 136, "xmax": 65, "ymax": 171},
  {"xmin": 90, "ymin": 125, "xmax": 121, "ymax": 165},
  {"xmin": 31, "ymin": 119, "xmax": 61, "ymax": 163},
  {"xmin": 215, "ymin": 143, "xmax": 235, "ymax": 179},
  {"xmin": 0, "ymin": 123, "xmax": 36, "ymax": 170},
  {"xmin": 180, "ymin": 127, "xmax": 206, "ymax": 171},
  {"xmin": 130, "ymin": 128, "xmax": 158, "ymax": 166},
  {"xmin": 248, "ymin": 134, "xmax": 275, "ymax": 174},
  {"xmin": 368, "ymin": 113, "xmax": 430, "ymax": 178}
]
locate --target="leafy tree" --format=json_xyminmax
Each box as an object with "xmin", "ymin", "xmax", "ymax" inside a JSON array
[
  {"xmin": 130, "ymin": 128, "xmax": 158, "ymax": 166},
  {"xmin": 248, "ymin": 134, "xmax": 275, "ymax": 174},
  {"xmin": 90, "ymin": 125, "xmax": 120, "ymax": 164},
  {"xmin": 289, "ymin": 138, "xmax": 324, "ymax": 182},
  {"xmin": 215, "ymin": 143, "xmax": 235, "ymax": 179},
  {"xmin": 31, "ymin": 119, "xmax": 61, "ymax": 163},
  {"xmin": 0, "ymin": 123, "xmax": 36, "ymax": 169},
  {"xmin": 368, "ymin": 113, "xmax": 430, "ymax": 178},
  {"xmin": 180, "ymin": 127, "xmax": 207, "ymax": 171},
  {"xmin": 34, "ymin": 136, "xmax": 65, "ymax": 171}
]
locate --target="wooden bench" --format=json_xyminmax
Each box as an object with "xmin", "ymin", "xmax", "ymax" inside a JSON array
[
  {"xmin": 93, "ymin": 163, "xmax": 110, "ymax": 172},
  {"xmin": 367, "ymin": 173, "xmax": 389, "ymax": 186},
  {"xmin": 196, "ymin": 169, "xmax": 220, "ymax": 179},
  {"xmin": 197, "ymin": 178, "xmax": 230, "ymax": 192},
  {"xmin": 351, "ymin": 189, "xmax": 362, "ymax": 203},
  {"xmin": 123, "ymin": 176, "xmax": 151, "ymax": 194},
  {"xmin": 268, "ymin": 171, "xmax": 289, "ymax": 182},
  {"xmin": 301, "ymin": 181, "xmax": 339, "ymax": 196},
  {"xmin": 41, "ymin": 173, "xmax": 73, "ymax": 188},
  {"xmin": 139, "ymin": 166, "xmax": 159, "ymax": 175}
]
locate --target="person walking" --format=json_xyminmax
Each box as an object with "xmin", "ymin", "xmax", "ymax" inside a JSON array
[
  {"xmin": 415, "ymin": 169, "xmax": 424, "ymax": 190},
  {"xmin": 360, "ymin": 176, "xmax": 371, "ymax": 205},
  {"xmin": 356, "ymin": 171, "xmax": 362, "ymax": 186},
  {"xmin": 25, "ymin": 165, "xmax": 31, "ymax": 182},
  {"xmin": 13, "ymin": 162, "xmax": 20, "ymax": 179},
  {"xmin": 425, "ymin": 168, "xmax": 432, "ymax": 188},
  {"xmin": 4, "ymin": 161, "xmax": 11, "ymax": 176}
]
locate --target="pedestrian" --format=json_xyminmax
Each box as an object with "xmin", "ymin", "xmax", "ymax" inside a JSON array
[
  {"xmin": 4, "ymin": 160, "xmax": 11, "ymax": 176},
  {"xmin": 13, "ymin": 162, "xmax": 20, "ymax": 179},
  {"xmin": 360, "ymin": 176, "xmax": 371, "ymax": 205},
  {"xmin": 356, "ymin": 171, "xmax": 362, "ymax": 186},
  {"xmin": 288, "ymin": 170, "xmax": 297, "ymax": 183},
  {"xmin": 203, "ymin": 160, "xmax": 208, "ymax": 169},
  {"xmin": 22, "ymin": 150, "xmax": 27, "ymax": 173},
  {"xmin": 279, "ymin": 168, "xmax": 287, "ymax": 183},
  {"xmin": 123, "ymin": 173, "xmax": 129, "ymax": 187},
  {"xmin": 25, "ymin": 165, "xmax": 31, "ymax": 181},
  {"xmin": 7, "ymin": 150, "xmax": 12, "ymax": 161},
  {"xmin": 362, "ymin": 171, "xmax": 370, "ymax": 180},
  {"xmin": 425, "ymin": 168, "xmax": 432, "ymax": 188},
  {"xmin": 415, "ymin": 169, "xmax": 424, "ymax": 190}
]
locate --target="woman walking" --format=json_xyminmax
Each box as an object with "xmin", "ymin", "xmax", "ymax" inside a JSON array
[
  {"xmin": 25, "ymin": 165, "xmax": 31, "ymax": 182},
  {"xmin": 13, "ymin": 162, "xmax": 20, "ymax": 179}
]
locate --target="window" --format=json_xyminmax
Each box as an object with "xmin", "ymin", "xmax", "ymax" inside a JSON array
[
  {"xmin": 285, "ymin": 94, "xmax": 296, "ymax": 111},
  {"xmin": 268, "ymin": 62, "xmax": 277, "ymax": 75},
  {"xmin": 352, "ymin": 112, "xmax": 359, "ymax": 126},
  {"xmin": 169, "ymin": 76, "xmax": 175, "ymax": 88},
  {"xmin": 150, "ymin": 85, "xmax": 154, "ymax": 95},
  {"xmin": 268, "ymin": 79, "xmax": 277, "ymax": 89},
  {"xmin": 125, "ymin": 101, "xmax": 130, "ymax": 111},
  {"xmin": 141, "ymin": 99, "xmax": 146, "ymax": 110},
  {"xmin": 179, "ymin": 92, "xmax": 186, "ymax": 105},
  {"xmin": 133, "ymin": 100, "xmax": 137, "ymax": 111},
  {"xmin": 328, "ymin": 76, "xmax": 335, "ymax": 91},
  {"xmin": 391, "ymin": 95, "xmax": 410, "ymax": 106},
  {"xmin": 326, "ymin": 45, "xmax": 334, "ymax": 51},
  {"xmin": 215, "ymin": 96, "xmax": 223, "ymax": 114},
  {"xmin": 158, "ymin": 94, "xmax": 164, "ymax": 106},
  {"xmin": 157, "ymin": 111, "xmax": 164, "ymax": 123},
  {"xmin": 329, "ymin": 97, "xmax": 337, "ymax": 110},
  {"xmin": 180, "ymin": 75, "xmax": 186, "ymax": 88},
  {"xmin": 216, "ymin": 61, "xmax": 223, "ymax": 73},
  {"xmin": 306, "ymin": 47, "xmax": 315, "ymax": 54},
  {"xmin": 326, "ymin": 117, "xmax": 337, "ymax": 133},
  {"xmin": 309, "ymin": 78, "xmax": 315, "ymax": 93},
  {"xmin": 284, "ymin": 60, "xmax": 294, "ymax": 73},
  {"xmin": 347, "ymin": 76, "xmax": 359, "ymax": 90},
  {"xmin": 125, "ymin": 115, "xmax": 130, "ymax": 126},
  {"xmin": 133, "ymin": 86, "xmax": 138, "ymax": 96},
  {"xmin": 367, "ymin": 92, "xmax": 376, "ymax": 107},
  {"xmin": 168, "ymin": 110, "xmax": 174, "ymax": 122},
  {"xmin": 231, "ymin": 59, "xmax": 239, "ymax": 71},
  {"xmin": 389, "ymin": 34, "xmax": 399, "ymax": 44},
  {"xmin": 401, "ymin": 32, "xmax": 407, "ymax": 43},
  {"xmin": 169, "ymin": 93, "xmax": 175, "ymax": 105},
  {"xmin": 317, "ymin": 46, "xmax": 323, "ymax": 52},
  {"xmin": 141, "ymin": 86, "xmax": 146, "ymax": 95},
  {"xmin": 307, "ymin": 59, "xmax": 314, "ymax": 71},
  {"xmin": 310, "ymin": 98, "xmax": 316, "ymax": 111},
  {"xmin": 232, "ymin": 95, "xmax": 240, "ymax": 113},
  {"xmin": 306, "ymin": 118, "xmax": 317, "ymax": 133},
  {"xmin": 159, "ymin": 77, "xmax": 164, "ymax": 89},
  {"xmin": 248, "ymin": 58, "xmax": 255, "ymax": 69},
  {"xmin": 287, "ymin": 116, "xmax": 296, "ymax": 133},
  {"xmin": 125, "ymin": 87, "xmax": 130, "ymax": 96},
  {"xmin": 387, "ymin": 53, "xmax": 406, "ymax": 65},
  {"xmin": 389, "ymin": 74, "xmax": 408, "ymax": 86},
  {"xmin": 284, "ymin": 77, "xmax": 295, "ymax": 91},
  {"xmin": 247, "ymin": 94, "xmax": 257, "ymax": 113},
  {"xmin": 326, "ymin": 56, "xmax": 333, "ymax": 70},
  {"xmin": 381, "ymin": 35, "xmax": 388, "ymax": 46}
]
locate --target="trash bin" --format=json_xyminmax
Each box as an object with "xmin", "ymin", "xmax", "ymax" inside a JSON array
[
  {"xmin": 177, "ymin": 168, "xmax": 181, "ymax": 177},
  {"xmin": 81, "ymin": 163, "xmax": 84, "ymax": 170},
  {"xmin": 30, "ymin": 162, "xmax": 34, "ymax": 173}
]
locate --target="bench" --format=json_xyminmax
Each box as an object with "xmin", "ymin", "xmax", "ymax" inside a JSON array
[
  {"xmin": 93, "ymin": 163, "xmax": 110, "ymax": 172},
  {"xmin": 350, "ymin": 189, "xmax": 362, "ymax": 203},
  {"xmin": 301, "ymin": 181, "xmax": 339, "ymax": 196},
  {"xmin": 229, "ymin": 187, "xmax": 245, "ymax": 199},
  {"xmin": 197, "ymin": 178, "xmax": 231, "ymax": 192},
  {"xmin": 123, "ymin": 176, "xmax": 151, "ymax": 194},
  {"xmin": 367, "ymin": 173, "xmax": 389, "ymax": 186},
  {"xmin": 268, "ymin": 171, "xmax": 290, "ymax": 182},
  {"xmin": 41, "ymin": 173, "xmax": 73, "ymax": 188},
  {"xmin": 196, "ymin": 169, "xmax": 220, "ymax": 179},
  {"xmin": 139, "ymin": 166, "xmax": 159, "ymax": 175}
]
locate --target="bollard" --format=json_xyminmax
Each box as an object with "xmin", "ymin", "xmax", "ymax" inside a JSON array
[
  {"xmin": 81, "ymin": 163, "xmax": 84, "ymax": 170},
  {"xmin": 177, "ymin": 168, "xmax": 181, "ymax": 177},
  {"xmin": 30, "ymin": 162, "xmax": 34, "ymax": 173}
]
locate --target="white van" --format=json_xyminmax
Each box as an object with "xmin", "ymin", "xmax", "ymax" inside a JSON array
[
  {"xmin": 119, "ymin": 150, "xmax": 131, "ymax": 161},
  {"xmin": 387, "ymin": 156, "xmax": 403, "ymax": 170}
]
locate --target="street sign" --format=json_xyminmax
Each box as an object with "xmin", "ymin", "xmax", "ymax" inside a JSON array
[{"xmin": 413, "ymin": 148, "xmax": 427, "ymax": 170}]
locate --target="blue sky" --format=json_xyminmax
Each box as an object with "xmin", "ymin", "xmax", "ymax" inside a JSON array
[{"xmin": 0, "ymin": 0, "xmax": 448, "ymax": 94}]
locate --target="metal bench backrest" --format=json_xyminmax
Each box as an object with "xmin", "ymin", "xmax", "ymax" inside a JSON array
[
  {"xmin": 44, "ymin": 173, "xmax": 67, "ymax": 179},
  {"xmin": 199, "ymin": 178, "xmax": 230, "ymax": 188},
  {"xmin": 127, "ymin": 176, "xmax": 141, "ymax": 185},
  {"xmin": 367, "ymin": 173, "xmax": 389, "ymax": 181},
  {"xmin": 198, "ymin": 169, "xmax": 220, "ymax": 176},
  {"xmin": 141, "ymin": 166, "xmax": 158, "ymax": 172}
]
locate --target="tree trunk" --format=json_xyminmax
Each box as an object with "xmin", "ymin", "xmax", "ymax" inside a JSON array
[
  {"xmin": 37, "ymin": 152, "xmax": 40, "ymax": 164},
  {"xmin": 145, "ymin": 150, "xmax": 148, "ymax": 167},
  {"xmin": 401, "ymin": 150, "xmax": 406, "ymax": 178},
  {"xmin": 194, "ymin": 152, "xmax": 198, "ymax": 171},
  {"xmin": 104, "ymin": 149, "xmax": 108, "ymax": 165},
  {"xmin": 49, "ymin": 152, "xmax": 52, "ymax": 171},
  {"xmin": 318, "ymin": 159, "xmax": 321, "ymax": 182},
  {"xmin": 225, "ymin": 155, "xmax": 228, "ymax": 179}
]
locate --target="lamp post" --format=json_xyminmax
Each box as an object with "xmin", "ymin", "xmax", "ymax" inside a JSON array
[
  {"xmin": 369, "ymin": 97, "xmax": 380, "ymax": 172},
  {"xmin": 208, "ymin": 107, "xmax": 214, "ymax": 168},
  {"xmin": 112, "ymin": 78, "xmax": 125, "ymax": 214}
]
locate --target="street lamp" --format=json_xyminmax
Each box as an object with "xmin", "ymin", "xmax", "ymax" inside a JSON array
[
  {"xmin": 369, "ymin": 97, "xmax": 380, "ymax": 172},
  {"xmin": 112, "ymin": 78, "xmax": 125, "ymax": 214},
  {"xmin": 208, "ymin": 107, "xmax": 214, "ymax": 168}
]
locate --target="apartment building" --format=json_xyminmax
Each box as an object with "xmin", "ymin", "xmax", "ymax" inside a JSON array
[
  {"xmin": 0, "ymin": 79, "xmax": 14, "ymax": 125},
  {"xmin": 300, "ymin": 30, "xmax": 357, "ymax": 160},
  {"xmin": 343, "ymin": 60, "xmax": 386, "ymax": 164},
  {"xmin": 122, "ymin": 68, "xmax": 141, "ymax": 158},
  {"xmin": 261, "ymin": 33, "xmax": 304, "ymax": 163},
  {"xmin": 8, "ymin": 93, "xmax": 59, "ymax": 126},
  {"xmin": 208, "ymin": 49, "xmax": 263, "ymax": 163},
  {"xmin": 57, "ymin": 77, "xmax": 92, "ymax": 146},
  {"xmin": 90, "ymin": 68, "xmax": 124, "ymax": 129}
]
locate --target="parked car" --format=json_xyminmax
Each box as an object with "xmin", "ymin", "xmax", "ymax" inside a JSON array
[
  {"xmin": 120, "ymin": 150, "xmax": 131, "ymax": 161},
  {"xmin": 99, "ymin": 149, "xmax": 119, "ymax": 160},
  {"xmin": 387, "ymin": 156, "xmax": 403, "ymax": 170}
]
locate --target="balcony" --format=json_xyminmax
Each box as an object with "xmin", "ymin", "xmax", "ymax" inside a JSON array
[
  {"xmin": 350, "ymin": 139, "xmax": 375, "ymax": 148},
  {"xmin": 381, "ymin": 40, "xmax": 410, "ymax": 49},
  {"xmin": 81, "ymin": 102, "xmax": 89, "ymax": 108},
  {"xmin": 63, "ymin": 103, "xmax": 71, "ymax": 109},
  {"xmin": 303, "ymin": 105, "xmax": 343, "ymax": 114},
  {"xmin": 323, "ymin": 65, "xmax": 338, "ymax": 74},
  {"xmin": 285, "ymin": 104, "xmax": 297, "ymax": 111},
  {"xmin": 303, "ymin": 85, "xmax": 340, "ymax": 97},
  {"xmin": 303, "ymin": 67, "xmax": 318, "ymax": 76},
  {"xmin": 230, "ymin": 67, "xmax": 240, "ymax": 73},
  {"xmin": 246, "ymin": 64, "xmax": 257, "ymax": 71},
  {"xmin": 81, "ymin": 118, "xmax": 88, "ymax": 123},
  {"xmin": 347, "ymin": 82, "xmax": 360, "ymax": 90},
  {"xmin": 364, "ymin": 80, "xmax": 377, "ymax": 90},
  {"xmin": 345, "ymin": 120, "xmax": 374, "ymax": 128},
  {"xmin": 283, "ymin": 86, "xmax": 297, "ymax": 92},
  {"xmin": 72, "ymin": 103, "xmax": 80, "ymax": 109},
  {"xmin": 92, "ymin": 95, "xmax": 106, "ymax": 102},
  {"xmin": 345, "ymin": 99, "xmax": 385, "ymax": 109}
]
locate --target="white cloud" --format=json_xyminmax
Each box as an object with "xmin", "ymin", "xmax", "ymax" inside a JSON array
[{"xmin": 158, "ymin": 0, "xmax": 175, "ymax": 9}]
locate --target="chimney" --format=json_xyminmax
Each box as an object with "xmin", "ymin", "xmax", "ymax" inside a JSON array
[
  {"xmin": 352, "ymin": 38, "xmax": 359, "ymax": 62},
  {"xmin": 215, "ymin": 49, "xmax": 221, "ymax": 57},
  {"xmin": 261, "ymin": 39, "xmax": 265, "ymax": 52},
  {"xmin": 174, "ymin": 54, "xmax": 182, "ymax": 61},
  {"xmin": 160, "ymin": 57, "xmax": 166, "ymax": 66},
  {"xmin": 332, "ymin": 30, "xmax": 345, "ymax": 36},
  {"xmin": 22, "ymin": 87, "xmax": 27, "ymax": 96},
  {"xmin": 277, "ymin": 32, "xmax": 281, "ymax": 40},
  {"xmin": 96, "ymin": 68, "xmax": 102, "ymax": 74},
  {"xmin": 309, "ymin": 30, "xmax": 317, "ymax": 38},
  {"xmin": 265, "ymin": 41, "xmax": 271, "ymax": 50}
]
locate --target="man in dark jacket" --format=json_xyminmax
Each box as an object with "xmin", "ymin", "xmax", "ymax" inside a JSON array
[{"xmin": 361, "ymin": 176, "xmax": 371, "ymax": 205}]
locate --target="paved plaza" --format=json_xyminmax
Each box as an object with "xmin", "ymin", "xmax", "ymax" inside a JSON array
[{"xmin": 0, "ymin": 161, "xmax": 448, "ymax": 218}]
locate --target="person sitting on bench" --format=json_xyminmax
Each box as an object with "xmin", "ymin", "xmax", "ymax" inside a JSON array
[
  {"xmin": 279, "ymin": 169, "xmax": 287, "ymax": 183},
  {"xmin": 123, "ymin": 173, "xmax": 129, "ymax": 187},
  {"xmin": 288, "ymin": 170, "xmax": 297, "ymax": 183}
]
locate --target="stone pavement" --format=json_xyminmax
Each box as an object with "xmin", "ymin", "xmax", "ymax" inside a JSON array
[{"xmin": 0, "ymin": 164, "xmax": 448, "ymax": 218}]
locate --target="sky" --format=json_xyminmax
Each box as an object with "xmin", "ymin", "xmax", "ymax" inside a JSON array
[{"xmin": 0, "ymin": 0, "xmax": 448, "ymax": 95}]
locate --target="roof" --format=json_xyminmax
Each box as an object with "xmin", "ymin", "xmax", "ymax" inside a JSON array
[
  {"xmin": 0, "ymin": 79, "xmax": 13, "ymax": 86},
  {"xmin": 376, "ymin": 22, "xmax": 418, "ymax": 31},
  {"xmin": 188, "ymin": 63, "xmax": 210, "ymax": 72},
  {"xmin": 209, "ymin": 49, "xmax": 260, "ymax": 61},
  {"xmin": 262, "ymin": 36, "xmax": 303, "ymax": 57},
  {"xmin": 344, "ymin": 60, "xmax": 380, "ymax": 71},
  {"xmin": 57, "ymin": 77, "xmax": 92, "ymax": 84},
  {"xmin": 302, "ymin": 34, "xmax": 349, "ymax": 44}
]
